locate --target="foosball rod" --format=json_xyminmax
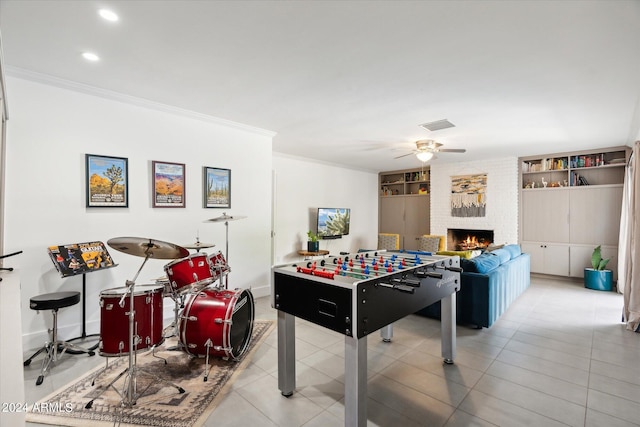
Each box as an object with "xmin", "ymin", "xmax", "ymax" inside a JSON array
[
  {"xmin": 306, "ymin": 259, "xmax": 408, "ymax": 276},
  {"xmin": 353, "ymin": 252, "xmax": 432, "ymax": 265},
  {"xmin": 326, "ymin": 255, "xmax": 425, "ymax": 270}
]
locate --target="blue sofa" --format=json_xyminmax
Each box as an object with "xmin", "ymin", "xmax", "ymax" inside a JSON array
[{"xmin": 417, "ymin": 244, "xmax": 530, "ymax": 328}]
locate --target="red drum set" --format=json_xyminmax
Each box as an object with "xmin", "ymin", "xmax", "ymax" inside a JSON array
[{"xmin": 86, "ymin": 232, "xmax": 254, "ymax": 409}]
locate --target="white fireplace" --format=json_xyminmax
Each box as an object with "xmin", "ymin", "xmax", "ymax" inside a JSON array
[{"xmin": 429, "ymin": 157, "xmax": 519, "ymax": 246}]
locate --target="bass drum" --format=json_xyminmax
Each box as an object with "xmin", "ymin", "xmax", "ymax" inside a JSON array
[{"xmin": 179, "ymin": 288, "xmax": 254, "ymax": 360}]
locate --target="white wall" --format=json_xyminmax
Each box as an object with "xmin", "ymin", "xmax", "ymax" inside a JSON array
[
  {"xmin": 4, "ymin": 75, "xmax": 273, "ymax": 349},
  {"xmin": 272, "ymin": 154, "xmax": 378, "ymax": 264},
  {"xmin": 430, "ymin": 157, "xmax": 519, "ymax": 246}
]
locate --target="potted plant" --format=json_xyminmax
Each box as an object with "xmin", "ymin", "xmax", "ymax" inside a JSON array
[
  {"xmin": 584, "ymin": 245, "xmax": 613, "ymax": 291},
  {"xmin": 307, "ymin": 230, "xmax": 319, "ymax": 252}
]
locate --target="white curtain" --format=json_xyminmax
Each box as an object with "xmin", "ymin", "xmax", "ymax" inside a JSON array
[{"xmin": 619, "ymin": 141, "xmax": 640, "ymax": 332}]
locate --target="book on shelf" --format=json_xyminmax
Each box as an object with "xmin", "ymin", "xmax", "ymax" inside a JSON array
[{"xmin": 522, "ymin": 158, "xmax": 568, "ymax": 172}]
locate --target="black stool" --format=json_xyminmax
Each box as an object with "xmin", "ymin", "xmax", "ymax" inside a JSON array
[{"xmin": 23, "ymin": 291, "xmax": 95, "ymax": 385}]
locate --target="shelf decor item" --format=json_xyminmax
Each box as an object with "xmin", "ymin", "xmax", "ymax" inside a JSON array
[
  {"xmin": 584, "ymin": 245, "xmax": 613, "ymax": 291},
  {"xmin": 307, "ymin": 231, "xmax": 319, "ymax": 252}
]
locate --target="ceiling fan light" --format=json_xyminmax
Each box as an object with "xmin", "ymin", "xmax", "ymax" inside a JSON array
[{"xmin": 416, "ymin": 151, "xmax": 433, "ymax": 162}]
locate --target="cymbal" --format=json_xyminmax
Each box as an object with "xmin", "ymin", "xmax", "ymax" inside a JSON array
[
  {"xmin": 182, "ymin": 242, "xmax": 215, "ymax": 249},
  {"xmin": 204, "ymin": 213, "xmax": 247, "ymax": 223},
  {"xmin": 107, "ymin": 237, "xmax": 189, "ymax": 260}
]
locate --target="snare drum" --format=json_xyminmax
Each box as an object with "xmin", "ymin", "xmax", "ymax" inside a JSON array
[
  {"xmin": 99, "ymin": 284, "xmax": 164, "ymax": 356},
  {"xmin": 164, "ymin": 253, "xmax": 214, "ymax": 294},
  {"xmin": 179, "ymin": 288, "xmax": 254, "ymax": 360},
  {"xmin": 208, "ymin": 251, "xmax": 230, "ymax": 282},
  {"xmin": 155, "ymin": 275, "xmax": 173, "ymax": 296}
]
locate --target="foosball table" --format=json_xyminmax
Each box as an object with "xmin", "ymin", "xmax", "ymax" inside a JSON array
[{"xmin": 271, "ymin": 250, "xmax": 461, "ymax": 427}]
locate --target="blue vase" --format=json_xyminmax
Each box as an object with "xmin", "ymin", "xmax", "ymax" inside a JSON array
[
  {"xmin": 584, "ymin": 268, "xmax": 613, "ymax": 291},
  {"xmin": 307, "ymin": 241, "xmax": 319, "ymax": 252}
]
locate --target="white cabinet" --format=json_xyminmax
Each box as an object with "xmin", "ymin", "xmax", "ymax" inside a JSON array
[
  {"xmin": 379, "ymin": 194, "xmax": 429, "ymax": 251},
  {"xmin": 569, "ymin": 186, "xmax": 623, "ymax": 246},
  {"xmin": 521, "ymin": 189, "xmax": 569, "ymax": 242},
  {"xmin": 522, "ymin": 242, "xmax": 569, "ymax": 276}
]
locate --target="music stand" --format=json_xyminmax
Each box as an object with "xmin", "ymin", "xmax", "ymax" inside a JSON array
[
  {"xmin": 47, "ymin": 241, "xmax": 118, "ymax": 350},
  {"xmin": 0, "ymin": 251, "xmax": 22, "ymax": 281}
]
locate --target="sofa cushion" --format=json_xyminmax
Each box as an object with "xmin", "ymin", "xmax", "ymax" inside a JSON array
[
  {"xmin": 461, "ymin": 252, "xmax": 501, "ymax": 274},
  {"xmin": 489, "ymin": 248, "xmax": 511, "ymax": 264},
  {"xmin": 504, "ymin": 244, "xmax": 522, "ymax": 259}
]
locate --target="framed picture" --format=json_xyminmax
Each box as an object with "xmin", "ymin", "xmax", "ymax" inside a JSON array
[
  {"xmin": 86, "ymin": 154, "xmax": 128, "ymax": 207},
  {"xmin": 203, "ymin": 167, "xmax": 231, "ymax": 208},
  {"xmin": 152, "ymin": 161, "xmax": 185, "ymax": 208}
]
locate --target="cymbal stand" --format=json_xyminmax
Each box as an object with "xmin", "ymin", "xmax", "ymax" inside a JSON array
[
  {"xmin": 222, "ymin": 219, "xmax": 230, "ymax": 289},
  {"xmin": 86, "ymin": 249, "xmax": 185, "ymax": 409}
]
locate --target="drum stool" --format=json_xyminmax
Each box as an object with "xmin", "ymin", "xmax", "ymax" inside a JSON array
[{"xmin": 23, "ymin": 291, "xmax": 95, "ymax": 385}]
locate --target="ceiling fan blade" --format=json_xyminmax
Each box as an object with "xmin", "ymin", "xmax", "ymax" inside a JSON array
[
  {"xmin": 438, "ymin": 148, "xmax": 466, "ymax": 153},
  {"xmin": 393, "ymin": 152, "xmax": 415, "ymax": 159}
]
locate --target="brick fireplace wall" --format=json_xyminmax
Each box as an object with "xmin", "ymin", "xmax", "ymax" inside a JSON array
[{"xmin": 430, "ymin": 157, "xmax": 519, "ymax": 247}]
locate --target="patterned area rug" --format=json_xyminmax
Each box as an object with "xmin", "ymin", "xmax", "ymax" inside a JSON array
[{"xmin": 26, "ymin": 320, "xmax": 273, "ymax": 427}]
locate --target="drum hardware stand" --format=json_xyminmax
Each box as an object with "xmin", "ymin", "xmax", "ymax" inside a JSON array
[
  {"xmin": 165, "ymin": 292, "xmax": 187, "ymax": 351},
  {"xmin": 205, "ymin": 213, "xmax": 247, "ymax": 290},
  {"xmin": 64, "ymin": 273, "xmax": 101, "ymax": 353},
  {"xmin": 86, "ymin": 244, "xmax": 185, "ymax": 409},
  {"xmin": 203, "ymin": 339, "xmax": 213, "ymax": 382}
]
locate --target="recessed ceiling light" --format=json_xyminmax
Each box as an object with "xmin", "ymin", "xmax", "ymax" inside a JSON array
[
  {"xmin": 82, "ymin": 52, "xmax": 100, "ymax": 62},
  {"xmin": 98, "ymin": 9, "xmax": 119, "ymax": 22}
]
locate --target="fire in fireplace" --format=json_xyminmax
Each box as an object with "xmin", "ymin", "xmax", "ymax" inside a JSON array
[{"xmin": 447, "ymin": 229, "xmax": 494, "ymax": 251}]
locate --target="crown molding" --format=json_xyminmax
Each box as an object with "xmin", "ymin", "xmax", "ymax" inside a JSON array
[{"xmin": 5, "ymin": 66, "xmax": 276, "ymax": 138}]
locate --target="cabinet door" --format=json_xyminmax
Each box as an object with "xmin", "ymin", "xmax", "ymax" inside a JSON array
[
  {"xmin": 521, "ymin": 242, "xmax": 544, "ymax": 273},
  {"xmin": 379, "ymin": 197, "xmax": 404, "ymax": 236},
  {"xmin": 542, "ymin": 243, "xmax": 570, "ymax": 276},
  {"xmin": 521, "ymin": 242, "xmax": 569, "ymax": 275},
  {"xmin": 522, "ymin": 189, "xmax": 570, "ymax": 242},
  {"xmin": 403, "ymin": 196, "xmax": 430, "ymax": 250},
  {"xmin": 569, "ymin": 186, "xmax": 623, "ymax": 246}
]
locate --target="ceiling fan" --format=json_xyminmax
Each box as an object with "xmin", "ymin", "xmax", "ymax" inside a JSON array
[{"xmin": 394, "ymin": 139, "xmax": 466, "ymax": 162}]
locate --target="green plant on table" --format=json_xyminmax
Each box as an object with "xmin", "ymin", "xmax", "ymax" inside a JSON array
[
  {"xmin": 307, "ymin": 231, "xmax": 318, "ymax": 242},
  {"xmin": 591, "ymin": 245, "xmax": 611, "ymax": 271}
]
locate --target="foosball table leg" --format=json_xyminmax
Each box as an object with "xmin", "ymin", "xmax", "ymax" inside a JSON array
[
  {"xmin": 277, "ymin": 311, "xmax": 295, "ymax": 397},
  {"xmin": 441, "ymin": 292, "xmax": 457, "ymax": 364},
  {"xmin": 345, "ymin": 335, "xmax": 367, "ymax": 427},
  {"xmin": 380, "ymin": 324, "xmax": 393, "ymax": 342}
]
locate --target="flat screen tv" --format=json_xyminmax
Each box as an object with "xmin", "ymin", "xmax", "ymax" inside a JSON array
[{"xmin": 317, "ymin": 208, "xmax": 350, "ymax": 239}]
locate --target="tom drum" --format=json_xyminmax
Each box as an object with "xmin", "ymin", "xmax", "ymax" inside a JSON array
[
  {"xmin": 208, "ymin": 251, "xmax": 231, "ymax": 283},
  {"xmin": 164, "ymin": 253, "xmax": 214, "ymax": 295}
]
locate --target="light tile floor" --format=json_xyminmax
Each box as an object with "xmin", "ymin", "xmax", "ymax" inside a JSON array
[{"xmin": 23, "ymin": 275, "xmax": 640, "ymax": 426}]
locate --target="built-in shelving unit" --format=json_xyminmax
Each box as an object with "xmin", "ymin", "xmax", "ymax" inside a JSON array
[
  {"xmin": 519, "ymin": 146, "xmax": 630, "ymax": 280},
  {"xmin": 380, "ymin": 169, "xmax": 430, "ymax": 196},
  {"xmin": 521, "ymin": 148, "xmax": 627, "ymax": 189},
  {"xmin": 379, "ymin": 167, "xmax": 430, "ymax": 251}
]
